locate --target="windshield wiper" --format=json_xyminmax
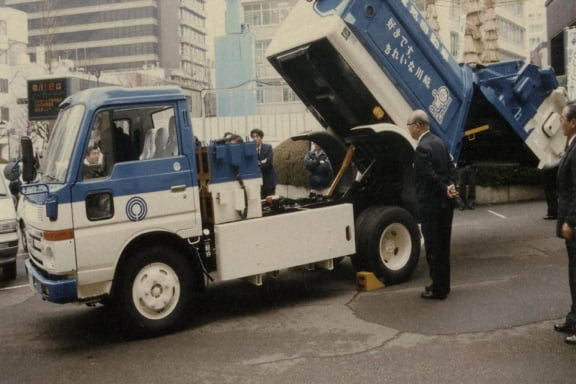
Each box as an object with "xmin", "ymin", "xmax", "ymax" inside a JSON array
[{"xmin": 43, "ymin": 174, "xmax": 61, "ymax": 183}]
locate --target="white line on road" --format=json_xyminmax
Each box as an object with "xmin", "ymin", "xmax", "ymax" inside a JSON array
[
  {"xmin": 488, "ymin": 210, "xmax": 507, "ymax": 219},
  {"xmin": 0, "ymin": 284, "xmax": 29, "ymax": 292}
]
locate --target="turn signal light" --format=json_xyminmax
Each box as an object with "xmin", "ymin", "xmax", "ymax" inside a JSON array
[{"xmin": 43, "ymin": 229, "xmax": 74, "ymax": 241}]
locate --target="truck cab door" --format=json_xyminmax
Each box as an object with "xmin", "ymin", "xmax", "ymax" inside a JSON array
[{"xmin": 70, "ymin": 108, "xmax": 202, "ymax": 288}]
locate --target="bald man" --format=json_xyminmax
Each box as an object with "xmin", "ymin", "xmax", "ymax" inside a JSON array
[{"xmin": 407, "ymin": 109, "xmax": 458, "ymax": 300}]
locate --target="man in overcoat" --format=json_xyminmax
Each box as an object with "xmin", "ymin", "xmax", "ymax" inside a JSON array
[{"xmin": 408, "ymin": 109, "xmax": 458, "ymax": 300}]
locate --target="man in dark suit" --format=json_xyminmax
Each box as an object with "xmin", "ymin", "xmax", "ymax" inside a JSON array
[
  {"xmin": 408, "ymin": 109, "xmax": 458, "ymax": 300},
  {"xmin": 554, "ymin": 100, "xmax": 576, "ymax": 345},
  {"xmin": 250, "ymin": 128, "xmax": 277, "ymax": 198}
]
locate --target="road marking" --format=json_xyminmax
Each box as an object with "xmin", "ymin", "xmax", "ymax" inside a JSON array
[
  {"xmin": 488, "ymin": 210, "xmax": 507, "ymax": 219},
  {"xmin": 0, "ymin": 284, "xmax": 29, "ymax": 292}
]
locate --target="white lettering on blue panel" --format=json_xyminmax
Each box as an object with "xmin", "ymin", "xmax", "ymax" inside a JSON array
[
  {"xmin": 429, "ymin": 86, "xmax": 453, "ymax": 124},
  {"xmin": 419, "ymin": 20, "xmax": 430, "ymax": 35},
  {"xmin": 409, "ymin": 6, "xmax": 420, "ymax": 22},
  {"xmin": 430, "ymin": 34, "xmax": 440, "ymax": 50},
  {"xmin": 441, "ymin": 48, "xmax": 450, "ymax": 62}
]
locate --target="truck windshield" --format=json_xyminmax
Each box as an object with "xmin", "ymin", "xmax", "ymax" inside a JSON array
[{"xmin": 38, "ymin": 105, "xmax": 85, "ymax": 184}]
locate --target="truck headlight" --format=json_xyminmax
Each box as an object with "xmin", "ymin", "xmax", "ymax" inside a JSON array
[{"xmin": 0, "ymin": 220, "xmax": 17, "ymax": 234}]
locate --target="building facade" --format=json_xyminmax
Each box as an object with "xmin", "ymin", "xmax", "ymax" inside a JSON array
[
  {"xmin": 432, "ymin": 0, "xmax": 530, "ymax": 63},
  {"xmin": 214, "ymin": 0, "xmax": 301, "ymax": 116},
  {"xmin": 0, "ymin": 7, "xmax": 29, "ymax": 161},
  {"xmin": 546, "ymin": 0, "xmax": 576, "ymax": 78},
  {"xmin": 4, "ymin": 0, "xmax": 210, "ymax": 90}
]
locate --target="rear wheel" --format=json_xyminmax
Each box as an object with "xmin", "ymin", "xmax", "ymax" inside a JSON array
[
  {"xmin": 352, "ymin": 206, "xmax": 420, "ymax": 284},
  {"xmin": 116, "ymin": 245, "xmax": 194, "ymax": 337}
]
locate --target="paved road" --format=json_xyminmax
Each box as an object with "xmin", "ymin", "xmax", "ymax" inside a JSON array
[{"xmin": 0, "ymin": 201, "xmax": 574, "ymax": 383}]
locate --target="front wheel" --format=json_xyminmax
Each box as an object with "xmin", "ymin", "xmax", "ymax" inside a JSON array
[
  {"xmin": 115, "ymin": 246, "xmax": 194, "ymax": 337},
  {"xmin": 352, "ymin": 206, "xmax": 420, "ymax": 284}
]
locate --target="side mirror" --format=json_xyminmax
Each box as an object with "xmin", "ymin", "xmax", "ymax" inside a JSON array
[{"xmin": 21, "ymin": 136, "xmax": 35, "ymax": 183}]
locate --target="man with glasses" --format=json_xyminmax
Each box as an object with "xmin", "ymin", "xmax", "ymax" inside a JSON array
[
  {"xmin": 554, "ymin": 100, "xmax": 576, "ymax": 345},
  {"xmin": 407, "ymin": 109, "xmax": 458, "ymax": 300}
]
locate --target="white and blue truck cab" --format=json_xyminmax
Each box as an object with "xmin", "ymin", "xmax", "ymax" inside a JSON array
[
  {"xmin": 21, "ymin": 86, "xmax": 379, "ymax": 337},
  {"xmin": 22, "ymin": 0, "xmax": 567, "ymax": 337}
]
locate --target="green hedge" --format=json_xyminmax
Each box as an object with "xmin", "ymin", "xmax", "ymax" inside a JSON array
[{"xmin": 273, "ymin": 138, "xmax": 310, "ymax": 188}]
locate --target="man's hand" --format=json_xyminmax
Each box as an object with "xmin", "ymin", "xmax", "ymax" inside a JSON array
[
  {"xmin": 447, "ymin": 184, "xmax": 459, "ymax": 199},
  {"xmin": 562, "ymin": 222, "xmax": 573, "ymax": 240}
]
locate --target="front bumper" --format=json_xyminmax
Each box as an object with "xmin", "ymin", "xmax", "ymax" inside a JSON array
[
  {"xmin": 0, "ymin": 231, "xmax": 18, "ymax": 265},
  {"xmin": 25, "ymin": 258, "xmax": 77, "ymax": 304}
]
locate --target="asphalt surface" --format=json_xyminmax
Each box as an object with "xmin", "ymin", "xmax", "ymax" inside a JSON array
[{"xmin": 0, "ymin": 200, "xmax": 574, "ymax": 383}]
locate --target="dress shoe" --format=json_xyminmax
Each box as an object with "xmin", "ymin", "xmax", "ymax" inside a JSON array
[
  {"xmin": 554, "ymin": 322, "xmax": 576, "ymax": 333},
  {"xmin": 565, "ymin": 335, "xmax": 576, "ymax": 345},
  {"xmin": 420, "ymin": 291, "xmax": 447, "ymax": 300}
]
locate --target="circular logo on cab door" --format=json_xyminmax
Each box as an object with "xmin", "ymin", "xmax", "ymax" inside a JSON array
[{"xmin": 126, "ymin": 196, "xmax": 148, "ymax": 222}]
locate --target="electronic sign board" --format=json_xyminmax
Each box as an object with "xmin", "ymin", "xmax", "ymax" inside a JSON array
[{"xmin": 28, "ymin": 78, "xmax": 70, "ymax": 120}]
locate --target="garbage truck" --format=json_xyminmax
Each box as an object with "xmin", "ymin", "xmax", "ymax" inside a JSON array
[{"xmin": 21, "ymin": 0, "xmax": 566, "ymax": 336}]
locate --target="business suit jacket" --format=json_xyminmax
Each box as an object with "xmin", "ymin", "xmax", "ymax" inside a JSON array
[
  {"xmin": 413, "ymin": 131, "xmax": 457, "ymax": 220},
  {"xmin": 557, "ymin": 138, "xmax": 576, "ymax": 237},
  {"xmin": 257, "ymin": 143, "xmax": 277, "ymax": 191}
]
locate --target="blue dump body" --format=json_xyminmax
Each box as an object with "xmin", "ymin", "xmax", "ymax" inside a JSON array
[
  {"xmin": 268, "ymin": 0, "xmax": 561, "ymax": 163},
  {"xmin": 474, "ymin": 61, "xmax": 558, "ymax": 141},
  {"xmin": 336, "ymin": 0, "xmax": 474, "ymax": 154}
]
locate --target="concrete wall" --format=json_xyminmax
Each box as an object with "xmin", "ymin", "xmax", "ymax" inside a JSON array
[{"xmin": 475, "ymin": 185, "xmax": 544, "ymax": 205}]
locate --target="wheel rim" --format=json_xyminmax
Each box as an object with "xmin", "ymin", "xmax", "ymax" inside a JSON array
[
  {"xmin": 132, "ymin": 262, "xmax": 181, "ymax": 320},
  {"xmin": 378, "ymin": 223, "xmax": 412, "ymax": 271}
]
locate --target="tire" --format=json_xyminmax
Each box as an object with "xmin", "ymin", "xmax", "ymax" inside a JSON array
[
  {"xmin": 115, "ymin": 246, "xmax": 194, "ymax": 337},
  {"xmin": 2, "ymin": 262, "xmax": 17, "ymax": 281},
  {"xmin": 353, "ymin": 206, "xmax": 420, "ymax": 285},
  {"xmin": 350, "ymin": 207, "xmax": 374, "ymax": 271}
]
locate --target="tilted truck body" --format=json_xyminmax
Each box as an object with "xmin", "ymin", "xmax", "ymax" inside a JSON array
[
  {"xmin": 266, "ymin": 0, "xmax": 567, "ymax": 168},
  {"xmin": 22, "ymin": 0, "xmax": 565, "ymax": 337}
]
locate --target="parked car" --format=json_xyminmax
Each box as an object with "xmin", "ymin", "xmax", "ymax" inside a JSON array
[{"xmin": 0, "ymin": 163, "xmax": 18, "ymax": 281}]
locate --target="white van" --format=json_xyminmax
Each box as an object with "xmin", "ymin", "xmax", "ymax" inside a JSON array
[{"xmin": 0, "ymin": 163, "xmax": 18, "ymax": 280}]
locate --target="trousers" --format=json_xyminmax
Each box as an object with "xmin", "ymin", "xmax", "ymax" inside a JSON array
[
  {"xmin": 565, "ymin": 239, "xmax": 576, "ymax": 323},
  {"xmin": 420, "ymin": 207, "xmax": 454, "ymax": 295}
]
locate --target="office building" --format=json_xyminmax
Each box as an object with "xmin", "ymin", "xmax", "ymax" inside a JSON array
[{"xmin": 4, "ymin": 0, "xmax": 209, "ymax": 90}]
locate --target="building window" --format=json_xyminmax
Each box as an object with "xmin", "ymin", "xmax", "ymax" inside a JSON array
[
  {"xmin": 449, "ymin": 0, "xmax": 460, "ymax": 20},
  {"xmin": 257, "ymin": 82, "xmax": 298, "ymax": 104},
  {"xmin": 0, "ymin": 79, "xmax": 8, "ymax": 93},
  {"xmin": 498, "ymin": 18, "xmax": 524, "ymax": 47},
  {"xmin": 244, "ymin": 2, "xmax": 292, "ymax": 27},
  {"xmin": 1, "ymin": 107, "xmax": 9, "ymax": 121},
  {"xmin": 0, "ymin": 49, "xmax": 7, "ymax": 65},
  {"xmin": 255, "ymin": 40, "xmax": 271, "ymax": 64},
  {"xmin": 450, "ymin": 32, "xmax": 459, "ymax": 58}
]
